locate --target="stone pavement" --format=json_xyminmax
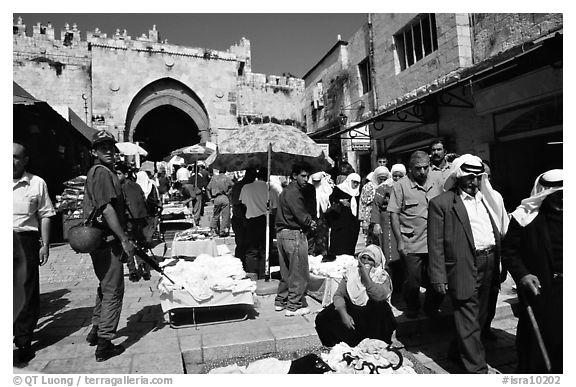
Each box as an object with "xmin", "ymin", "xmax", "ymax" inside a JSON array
[{"xmin": 14, "ymin": 205, "xmax": 520, "ymax": 374}]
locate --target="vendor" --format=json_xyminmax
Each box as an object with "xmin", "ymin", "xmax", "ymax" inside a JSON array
[{"xmin": 315, "ymin": 245, "xmax": 397, "ymax": 347}]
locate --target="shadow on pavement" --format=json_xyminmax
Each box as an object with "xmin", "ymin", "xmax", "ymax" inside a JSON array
[
  {"xmin": 39, "ymin": 289, "xmax": 71, "ymax": 319},
  {"xmin": 116, "ymin": 304, "xmax": 165, "ymax": 350},
  {"xmin": 401, "ymin": 322, "xmax": 518, "ymax": 374},
  {"xmin": 33, "ymin": 306, "xmax": 93, "ymax": 351}
]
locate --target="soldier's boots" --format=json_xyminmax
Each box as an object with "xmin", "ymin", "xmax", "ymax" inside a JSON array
[
  {"xmin": 86, "ymin": 325, "xmax": 98, "ymax": 346},
  {"xmin": 95, "ymin": 338, "xmax": 125, "ymax": 362}
]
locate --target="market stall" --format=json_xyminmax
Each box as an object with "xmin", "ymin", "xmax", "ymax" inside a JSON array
[
  {"xmin": 158, "ymin": 254, "xmax": 256, "ymax": 328},
  {"xmin": 170, "ymin": 227, "xmax": 219, "ymax": 258},
  {"xmin": 54, "ymin": 175, "xmax": 87, "ymax": 240}
]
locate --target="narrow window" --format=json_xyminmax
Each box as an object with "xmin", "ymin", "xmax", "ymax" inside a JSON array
[
  {"xmin": 358, "ymin": 57, "xmax": 372, "ymax": 94},
  {"xmin": 238, "ymin": 61, "xmax": 245, "ymax": 76}
]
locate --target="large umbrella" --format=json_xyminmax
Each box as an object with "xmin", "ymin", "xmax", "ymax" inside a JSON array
[
  {"xmin": 206, "ymin": 123, "xmax": 333, "ymax": 174},
  {"xmin": 116, "ymin": 142, "xmax": 149, "ymax": 156},
  {"xmin": 166, "ymin": 143, "xmax": 215, "ymax": 185},
  {"xmin": 168, "ymin": 143, "xmax": 215, "ymax": 164},
  {"xmin": 206, "ymin": 123, "xmax": 334, "ymax": 280}
]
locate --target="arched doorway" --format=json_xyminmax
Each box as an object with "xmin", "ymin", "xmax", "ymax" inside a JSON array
[{"xmin": 125, "ymin": 78, "xmax": 210, "ymax": 161}]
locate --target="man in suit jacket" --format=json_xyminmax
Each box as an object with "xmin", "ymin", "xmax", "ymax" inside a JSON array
[
  {"xmin": 502, "ymin": 169, "xmax": 562, "ymax": 373},
  {"xmin": 428, "ymin": 154, "xmax": 508, "ymax": 374}
]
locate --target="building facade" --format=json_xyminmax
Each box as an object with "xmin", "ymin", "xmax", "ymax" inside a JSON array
[
  {"xmin": 13, "ymin": 17, "xmax": 305, "ymax": 161},
  {"xmin": 305, "ymin": 13, "xmax": 562, "ymax": 208}
]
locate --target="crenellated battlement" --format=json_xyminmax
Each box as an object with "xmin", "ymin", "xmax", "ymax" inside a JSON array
[{"xmin": 13, "ymin": 16, "xmax": 305, "ymax": 91}]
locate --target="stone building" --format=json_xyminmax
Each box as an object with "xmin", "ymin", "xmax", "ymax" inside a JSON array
[
  {"xmin": 305, "ymin": 13, "xmax": 562, "ymax": 207},
  {"xmin": 13, "ymin": 17, "xmax": 305, "ymax": 161}
]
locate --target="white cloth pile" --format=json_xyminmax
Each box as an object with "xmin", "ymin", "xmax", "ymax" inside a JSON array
[
  {"xmin": 321, "ymin": 338, "xmax": 416, "ymax": 374},
  {"xmin": 208, "ymin": 358, "xmax": 292, "ymax": 374},
  {"xmin": 308, "ymin": 254, "xmax": 358, "ymax": 279},
  {"xmin": 157, "ymin": 254, "xmax": 256, "ymax": 302}
]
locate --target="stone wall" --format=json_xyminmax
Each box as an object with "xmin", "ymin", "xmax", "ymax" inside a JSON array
[
  {"xmin": 371, "ymin": 13, "xmax": 469, "ymax": 110},
  {"xmin": 13, "ymin": 17, "xmax": 305, "ymax": 147},
  {"xmin": 471, "ymin": 13, "xmax": 563, "ymax": 62},
  {"xmin": 301, "ymin": 41, "xmax": 349, "ymax": 134},
  {"xmin": 339, "ymin": 23, "xmax": 370, "ymax": 121}
]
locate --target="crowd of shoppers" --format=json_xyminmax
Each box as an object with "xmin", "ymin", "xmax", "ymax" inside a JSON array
[{"xmin": 14, "ymin": 132, "xmax": 562, "ymax": 374}]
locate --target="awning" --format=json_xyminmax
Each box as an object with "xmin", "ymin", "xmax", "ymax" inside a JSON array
[
  {"xmin": 68, "ymin": 108, "xmax": 98, "ymax": 141},
  {"xmin": 328, "ymin": 29, "xmax": 563, "ymax": 139},
  {"xmin": 51, "ymin": 105, "xmax": 98, "ymax": 141},
  {"xmin": 13, "ymin": 81, "xmax": 43, "ymax": 105}
]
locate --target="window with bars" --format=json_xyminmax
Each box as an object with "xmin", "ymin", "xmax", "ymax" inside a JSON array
[
  {"xmin": 394, "ymin": 14, "xmax": 438, "ymax": 71},
  {"xmin": 358, "ymin": 57, "xmax": 372, "ymax": 94}
]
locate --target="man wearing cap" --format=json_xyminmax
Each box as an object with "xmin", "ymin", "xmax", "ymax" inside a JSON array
[
  {"xmin": 83, "ymin": 130, "xmax": 135, "ymax": 362},
  {"xmin": 428, "ymin": 154, "xmax": 509, "ymax": 373},
  {"xmin": 502, "ymin": 170, "xmax": 562, "ymax": 373},
  {"xmin": 388, "ymin": 150, "xmax": 444, "ymax": 319},
  {"xmin": 13, "ymin": 141, "xmax": 56, "ymax": 363}
]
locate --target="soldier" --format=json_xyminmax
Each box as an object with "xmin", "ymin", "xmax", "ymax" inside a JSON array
[{"xmin": 83, "ymin": 130, "xmax": 135, "ymax": 362}]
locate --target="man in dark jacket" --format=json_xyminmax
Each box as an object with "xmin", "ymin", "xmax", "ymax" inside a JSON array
[
  {"xmin": 428, "ymin": 154, "xmax": 508, "ymax": 374},
  {"xmin": 274, "ymin": 164, "xmax": 317, "ymax": 317},
  {"xmin": 502, "ymin": 169, "xmax": 562, "ymax": 373}
]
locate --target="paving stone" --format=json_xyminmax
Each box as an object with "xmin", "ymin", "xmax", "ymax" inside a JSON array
[
  {"xmin": 123, "ymin": 336, "xmax": 180, "ymax": 355},
  {"xmin": 420, "ymin": 360, "xmax": 450, "ymax": 374},
  {"xmin": 179, "ymin": 335, "xmax": 203, "ymax": 364},
  {"xmin": 131, "ymin": 352, "xmax": 184, "ymax": 374},
  {"xmin": 41, "ymin": 356, "xmax": 131, "ymax": 373},
  {"xmin": 269, "ymin": 323, "xmax": 321, "ymax": 353},
  {"xmin": 202, "ymin": 329, "xmax": 276, "ymax": 361}
]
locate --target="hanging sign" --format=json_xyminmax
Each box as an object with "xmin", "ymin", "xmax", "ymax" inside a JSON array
[{"xmin": 350, "ymin": 125, "xmax": 371, "ymax": 151}]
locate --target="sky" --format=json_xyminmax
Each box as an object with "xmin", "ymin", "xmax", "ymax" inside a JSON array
[{"xmin": 15, "ymin": 13, "xmax": 366, "ymax": 78}]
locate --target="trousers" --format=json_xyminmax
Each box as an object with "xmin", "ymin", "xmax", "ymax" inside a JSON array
[
  {"xmin": 211, "ymin": 195, "xmax": 230, "ymax": 231},
  {"xmin": 245, "ymin": 215, "xmax": 267, "ymax": 278},
  {"xmin": 90, "ymin": 240, "xmax": 125, "ymax": 340},
  {"xmin": 13, "ymin": 231, "xmax": 40, "ymax": 348},
  {"xmin": 275, "ymin": 229, "xmax": 309, "ymax": 311},
  {"xmin": 402, "ymin": 253, "xmax": 444, "ymax": 313},
  {"xmin": 450, "ymin": 251, "xmax": 496, "ymax": 374}
]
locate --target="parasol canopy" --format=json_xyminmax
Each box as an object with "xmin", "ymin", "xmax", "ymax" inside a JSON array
[
  {"xmin": 205, "ymin": 123, "xmax": 333, "ymax": 174},
  {"xmin": 167, "ymin": 143, "xmax": 215, "ymax": 164},
  {"xmin": 116, "ymin": 142, "xmax": 149, "ymax": 156},
  {"xmin": 206, "ymin": 123, "xmax": 333, "ymax": 281}
]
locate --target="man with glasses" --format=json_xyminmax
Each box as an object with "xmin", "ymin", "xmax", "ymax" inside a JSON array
[
  {"xmin": 428, "ymin": 154, "xmax": 508, "ymax": 373},
  {"xmin": 388, "ymin": 151, "xmax": 444, "ymax": 319}
]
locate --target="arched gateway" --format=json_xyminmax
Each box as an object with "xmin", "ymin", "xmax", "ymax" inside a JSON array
[{"xmin": 125, "ymin": 78, "xmax": 210, "ymax": 160}]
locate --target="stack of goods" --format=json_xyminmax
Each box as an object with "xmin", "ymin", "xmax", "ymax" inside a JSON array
[
  {"xmin": 320, "ymin": 338, "xmax": 415, "ymax": 374},
  {"xmin": 158, "ymin": 254, "xmax": 256, "ymax": 302},
  {"xmin": 161, "ymin": 202, "xmax": 188, "ymax": 221},
  {"xmin": 308, "ymin": 254, "xmax": 357, "ymax": 279},
  {"xmin": 55, "ymin": 176, "xmax": 87, "ymax": 239},
  {"xmin": 173, "ymin": 227, "xmax": 212, "ymax": 241},
  {"xmin": 208, "ymin": 339, "xmax": 416, "ymax": 374}
]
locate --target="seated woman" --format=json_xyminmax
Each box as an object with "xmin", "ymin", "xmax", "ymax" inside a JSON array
[{"xmin": 315, "ymin": 245, "xmax": 397, "ymax": 347}]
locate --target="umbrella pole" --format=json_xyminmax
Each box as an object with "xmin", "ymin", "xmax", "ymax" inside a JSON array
[
  {"xmin": 265, "ymin": 143, "xmax": 272, "ymax": 281},
  {"xmin": 195, "ymin": 161, "xmax": 198, "ymax": 187},
  {"xmin": 135, "ymin": 141, "xmax": 141, "ymax": 169}
]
